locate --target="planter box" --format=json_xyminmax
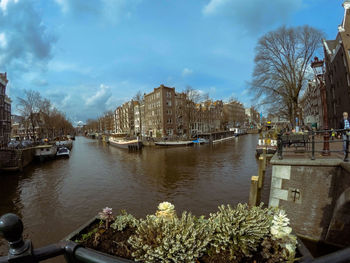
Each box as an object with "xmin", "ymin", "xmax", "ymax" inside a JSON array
[
  {"xmin": 64, "ymin": 216, "xmax": 135, "ymax": 263},
  {"xmin": 64, "ymin": 216, "xmax": 314, "ymax": 263}
]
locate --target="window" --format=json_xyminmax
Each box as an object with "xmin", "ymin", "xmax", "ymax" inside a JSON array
[
  {"xmin": 166, "ymin": 91, "xmax": 172, "ymax": 98},
  {"xmin": 166, "ymin": 100, "xmax": 172, "ymax": 106},
  {"xmin": 167, "ymin": 118, "xmax": 172, "ymax": 124},
  {"xmin": 347, "ymin": 73, "xmax": 350, "ymax": 87}
]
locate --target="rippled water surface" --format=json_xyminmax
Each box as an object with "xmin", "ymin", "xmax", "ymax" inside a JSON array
[{"xmin": 0, "ymin": 134, "xmax": 265, "ymax": 258}]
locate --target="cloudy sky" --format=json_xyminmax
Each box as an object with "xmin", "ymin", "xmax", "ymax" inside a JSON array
[{"xmin": 0, "ymin": 0, "xmax": 345, "ymax": 124}]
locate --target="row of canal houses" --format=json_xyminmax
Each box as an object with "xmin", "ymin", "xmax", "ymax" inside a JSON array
[{"xmin": 97, "ymin": 84, "xmax": 248, "ymax": 138}]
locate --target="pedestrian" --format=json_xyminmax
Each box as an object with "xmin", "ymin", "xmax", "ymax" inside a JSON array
[{"xmin": 339, "ymin": 112, "xmax": 350, "ymax": 156}]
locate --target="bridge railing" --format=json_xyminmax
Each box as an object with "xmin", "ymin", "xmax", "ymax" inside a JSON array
[{"xmin": 277, "ymin": 128, "xmax": 350, "ymax": 161}]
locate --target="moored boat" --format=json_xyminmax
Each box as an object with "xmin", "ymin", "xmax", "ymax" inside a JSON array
[
  {"xmin": 34, "ymin": 145, "xmax": 57, "ymax": 161},
  {"xmin": 55, "ymin": 136, "xmax": 73, "ymax": 150},
  {"xmin": 109, "ymin": 137, "xmax": 143, "ymax": 150},
  {"xmin": 56, "ymin": 147, "xmax": 70, "ymax": 158},
  {"xmin": 255, "ymin": 138, "xmax": 277, "ymax": 157},
  {"xmin": 155, "ymin": 140, "xmax": 194, "ymax": 146}
]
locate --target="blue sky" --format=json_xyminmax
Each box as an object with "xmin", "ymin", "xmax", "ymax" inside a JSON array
[{"xmin": 0, "ymin": 0, "xmax": 345, "ymax": 124}]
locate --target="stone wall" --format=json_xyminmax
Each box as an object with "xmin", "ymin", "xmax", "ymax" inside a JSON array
[
  {"xmin": 0, "ymin": 148, "xmax": 34, "ymax": 171},
  {"xmin": 269, "ymin": 156, "xmax": 350, "ymax": 246}
]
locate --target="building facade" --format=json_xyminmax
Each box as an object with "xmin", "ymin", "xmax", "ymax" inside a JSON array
[
  {"xmin": 144, "ymin": 85, "xmax": 176, "ymax": 137},
  {"xmin": 300, "ymin": 80, "xmax": 323, "ymax": 129},
  {"xmin": 323, "ymin": 1, "xmax": 350, "ymax": 129},
  {"xmin": 223, "ymin": 101, "xmax": 245, "ymax": 129},
  {"xmin": 0, "ymin": 73, "xmax": 11, "ymax": 147},
  {"xmin": 245, "ymin": 107, "xmax": 260, "ymax": 128}
]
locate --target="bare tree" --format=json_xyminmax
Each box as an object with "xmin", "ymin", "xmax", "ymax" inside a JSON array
[
  {"xmin": 182, "ymin": 86, "xmax": 203, "ymax": 137},
  {"xmin": 250, "ymin": 25, "xmax": 324, "ymax": 125},
  {"xmin": 17, "ymin": 90, "xmax": 43, "ymax": 141}
]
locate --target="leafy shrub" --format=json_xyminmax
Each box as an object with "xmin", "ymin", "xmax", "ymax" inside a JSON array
[
  {"xmin": 208, "ymin": 203, "xmax": 272, "ymax": 261},
  {"xmin": 128, "ymin": 211, "xmax": 213, "ymax": 263},
  {"xmin": 110, "ymin": 210, "xmax": 139, "ymax": 231}
]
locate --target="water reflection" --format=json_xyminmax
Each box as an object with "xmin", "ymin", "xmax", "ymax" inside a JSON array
[{"xmin": 0, "ymin": 135, "xmax": 260, "ymax": 258}]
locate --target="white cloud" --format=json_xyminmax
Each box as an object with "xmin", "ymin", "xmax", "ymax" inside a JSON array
[
  {"xmin": 48, "ymin": 60, "xmax": 91, "ymax": 74},
  {"xmin": 0, "ymin": 0, "xmax": 18, "ymax": 13},
  {"xmin": 182, "ymin": 67, "xmax": 193, "ymax": 76},
  {"xmin": 0, "ymin": 32, "xmax": 7, "ymax": 48},
  {"xmin": 85, "ymin": 84, "xmax": 112, "ymax": 107},
  {"xmin": 203, "ymin": 0, "xmax": 229, "ymax": 16},
  {"xmin": 0, "ymin": 0, "xmax": 56, "ymax": 71},
  {"xmin": 202, "ymin": 0, "xmax": 302, "ymax": 34}
]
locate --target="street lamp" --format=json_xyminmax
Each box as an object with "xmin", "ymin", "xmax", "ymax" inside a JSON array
[{"xmin": 311, "ymin": 56, "xmax": 330, "ymax": 156}]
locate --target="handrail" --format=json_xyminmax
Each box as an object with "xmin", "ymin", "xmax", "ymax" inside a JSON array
[
  {"xmin": 277, "ymin": 128, "xmax": 350, "ymax": 161},
  {"xmin": 0, "ymin": 213, "xmax": 134, "ymax": 263}
]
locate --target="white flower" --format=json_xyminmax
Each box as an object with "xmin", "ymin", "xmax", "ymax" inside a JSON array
[
  {"xmin": 156, "ymin": 202, "xmax": 176, "ymax": 220},
  {"xmin": 158, "ymin": 202, "xmax": 175, "ymax": 212}
]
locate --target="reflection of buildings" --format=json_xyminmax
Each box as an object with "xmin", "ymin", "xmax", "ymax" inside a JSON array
[
  {"xmin": 323, "ymin": 1, "xmax": 350, "ymax": 128},
  {"xmin": 300, "ymin": 80, "xmax": 323, "ymax": 129},
  {"xmin": 0, "ymin": 72, "xmax": 11, "ymax": 146}
]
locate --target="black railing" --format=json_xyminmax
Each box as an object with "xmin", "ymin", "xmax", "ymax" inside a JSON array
[
  {"xmin": 277, "ymin": 128, "xmax": 350, "ymax": 161},
  {"xmin": 1, "ymin": 213, "xmax": 350, "ymax": 263},
  {"xmin": 0, "ymin": 213, "xmax": 134, "ymax": 263}
]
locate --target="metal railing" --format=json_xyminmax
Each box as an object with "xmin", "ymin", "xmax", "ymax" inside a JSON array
[
  {"xmin": 1, "ymin": 213, "xmax": 350, "ymax": 262},
  {"xmin": 277, "ymin": 128, "xmax": 350, "ymax": 161},
  {"xmin": 0, "ymin": 213, "xmax": 134, "ymax": 263}
]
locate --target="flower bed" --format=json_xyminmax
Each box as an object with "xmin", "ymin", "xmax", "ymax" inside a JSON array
[{"xmin": 68, "ymin": 202, "xmax": 301, "ymax": 263}]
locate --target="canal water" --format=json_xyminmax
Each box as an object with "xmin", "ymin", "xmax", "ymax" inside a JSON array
[{"xmin": 0, "ymin": 134, "xmax": 268, "ymax": 259}]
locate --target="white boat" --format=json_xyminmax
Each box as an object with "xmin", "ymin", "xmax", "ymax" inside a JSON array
[
  {"xmin": 34, "ymin": 145, "xmax": 57, "ymax": 161},
  {"xmin": 56, "ymin": 147, "xmax": 70, "ymax": 158},
  {"xmin": 55, "ymin": 140, "xmax": 73, "ymax": 150},
  {"xmin": 109, "ymin": 137, "xmax": 142, "ymax": 150},
  {"xmin": 155, "ymin": 141, "xmax": 194, "ymax": 146}
]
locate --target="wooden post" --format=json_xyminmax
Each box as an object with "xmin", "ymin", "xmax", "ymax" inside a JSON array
[
  {"xmin": 262, "ymin": 148, "xmax": 267, "ymax": 171},
  {"xmin": 249, "ymin": 176, "xmax": 259, "ymax": 207},
  {"xmin": 258, "ymin": 157, "xmax": 264, "ymax": 189}
]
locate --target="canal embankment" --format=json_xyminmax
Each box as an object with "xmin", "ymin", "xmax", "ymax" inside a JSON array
[{"xmin": 0, "ymin": 135, "xmax": 261, "ymax": 258}]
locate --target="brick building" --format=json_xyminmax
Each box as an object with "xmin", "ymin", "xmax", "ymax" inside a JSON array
[
  {"xmin": 0, "ymin": 72, "xmax": 11, "ymax": 147},
  {"xmin": 245, "ymin": 107, "xmax": 260, "ymax": 128},
  {"xmin": 144, "ymin": 85, "xmax": 176, "ymax": 137},
  {"xmin": 323, "ymin": 0, "xmax": 350, "ymax": 128},
  {"xmin": 223, "ymin": 100, "xmax": 245, "ymax": 129},
  {"xmin": 300, "ymin": 80, "xmax": 323, "ymax": 129},
  {"xmin": 114, "ymin": 101, "xmax": 135, "ymax": 135}
]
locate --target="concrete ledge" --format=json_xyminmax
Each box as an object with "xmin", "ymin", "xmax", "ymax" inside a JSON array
[
  {"xmin": 270, "ymin": 154, "xmax": 342, "ymax": 167},
  {"xmin": 340, "ymin": 162, "xmax": 350, "ymax": 173}
]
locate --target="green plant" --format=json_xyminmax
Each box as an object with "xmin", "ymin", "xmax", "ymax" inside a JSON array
[
  {"xmin": 128, "ymin": 212, "xmax": 212, "ymax": 262},
  {"xmin": 75, "ymin": 228, "xmax": 98, "ymax": 243},
  {"xmin": 208, "ymin": 203, "xmax": 272, "ymax": 261},
  {"xmin": 261, "ymin": 210, "xmax": 297, "ymax": 262},
  {"xmin": 110, "ymin": 210, "xmax": 139, "ymax": 231},
  {"xmin": 99, "ymin": 207, "xmax": 114, "ymax": 229}
]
